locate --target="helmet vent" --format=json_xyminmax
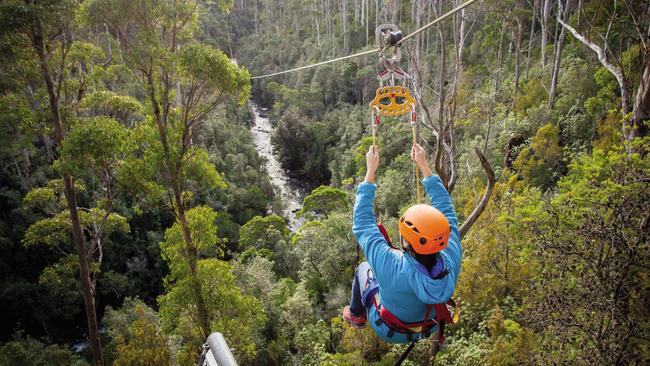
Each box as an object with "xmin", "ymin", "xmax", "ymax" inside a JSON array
[
  {"xmin": 419, "ymin": 237, "xmax": 427, "ymax": 245},
  {"xmin": 439, "ymin": 242, "xmax": 445, "ymax": 246},
  {"xmin": 404, "ymin": 220, "xmax": 413, "ymax": 227}
]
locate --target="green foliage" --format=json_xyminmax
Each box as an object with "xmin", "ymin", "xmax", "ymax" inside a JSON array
[
  {"xmin": 525, "ymin": 135, "xmax": 650, "ymax": 364},
  {"xmin": 293, "ymin": 212, "xmax": 356, "ymax": 302},
  {"xmin": 298, "ymin": 186, "xmax": 349, "ymax": 218},
  {"xmin": 513, "ymin": 123, "xmax": 563, "ymax": 189},
  {"xmin": 292, "ymin": 319, "xmax": 331, "ymax": 365},
  {"xmin": 23, "ymin": 206, "xmax": 128, "ymax": 253},
  {"xmin": 198, "ymin": 107, "xmax": 275, "ymax": 226},
  {"xmin": 178, "ymin": 43, "xmax": 251, "ymax": 105},
  {"xmin": 457, "ymin": 173, "xmax": 543, "ymax": 314},
  {"xmin": 60, "ymin": 117, "xmax": 127, "ymax": 178},
  {"xmin": 38, "ymin": 255, "xmax": 82, "ymax": 321},
  {"xmin": 160, "ymin": 206, "xmax": 223, "ymax": 278},
  {"xmin": 120, "ymin": 120, "xmax": 227, "ymax": 207},
  {"xmin": 1, "ymin": 0, "xmax": 649, "ymax": 364},
  {"xmin": 104, "ymin": 297, "xmax": 172, "ymax": 366},
  {"xmin": 79, "ymin": 91, "xmax": 144, "ymax": 125},
  {"xmin": 375, "ymin": 154, "xmax": 415, "ymax": 217},
  {"xmin": 237, "ymin": 215, "xmax": 297, "ymax": 277},
  {"xmin": 239, "ymin": 215, "xmax": 290, "ymax": 249},
  {"xmin": 0, "ymin": 334, "xmax": 83, "ymax": 366},
  {"xmin": 0, "ymin": 94, "xmax": 33, "ymax": 158},
  {"xmin": 159, "ymin": 258, "xmax": 265, "ymax": 365},
  {"xmin": 514, "ymin": 80, "xmax": 547, "ymax": 117},
  {"xmin": 436, "ymin": 332, "xmax": 492, "ymax": 366}
]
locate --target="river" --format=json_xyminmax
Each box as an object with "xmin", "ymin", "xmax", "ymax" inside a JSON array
[{"xmin": 250, "ymin": 103, "xmax": 306, "ymax": 230}]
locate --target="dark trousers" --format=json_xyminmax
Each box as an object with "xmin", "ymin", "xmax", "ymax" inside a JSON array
[{"xmin": 349, "ymin": 261, "xmax": 377, "ymax": 316}]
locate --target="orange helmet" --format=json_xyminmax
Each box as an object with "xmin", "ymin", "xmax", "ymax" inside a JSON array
[{"xmin": 398, "ymin": 204, "xmax": 450, "ymax": 255}]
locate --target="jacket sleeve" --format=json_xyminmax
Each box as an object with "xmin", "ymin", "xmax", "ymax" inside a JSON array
[
  {"xmin": 352, "ymin": 182, "xmax": 399, "ymax": 281},
  {"xmin": 422, "ymin": 175, "xmax": 462, "ymax": 279}
]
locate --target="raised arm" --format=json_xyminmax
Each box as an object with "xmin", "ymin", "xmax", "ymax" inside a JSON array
[
  {"xmin": 352, "ymin": 146, "xmax": 399, "ymax": 277},
  {"xmin": 412, "ymin": 144, "xmax": 462, "ymax": 278}
]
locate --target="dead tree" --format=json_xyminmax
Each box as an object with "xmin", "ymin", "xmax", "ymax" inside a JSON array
[
  {"xmin": 525, "ymin": 0, "xmax": 540, "ymax": 79},
  {"xmin": 548, "ymin": 0, "xmax": 576, "ymax": 109},
  {"xmin": 541, "ymin": 0, "xmax": 551, "ymax": 68},
  {"xmin": 558, "ymin": 0, "xmax": 650, "ymax": 144},
  {"xmin": 410, "ymin": 1, "xmax": 496, "ymax": 243}
]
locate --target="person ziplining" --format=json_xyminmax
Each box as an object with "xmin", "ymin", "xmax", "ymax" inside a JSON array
[
  {"xmin": 338, "ymin": 24, "xmax": 462, "ymax": 364},
  {"xmin": 342, "ymin": 143, "xmax": 461, "ymax": 347},
  {"xmin": 246, "ymin": 3, "xmax": 481, "ymax": 362}
]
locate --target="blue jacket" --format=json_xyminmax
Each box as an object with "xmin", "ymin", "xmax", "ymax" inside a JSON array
[{"xmin": 352, "ymin": 175, "xmax": 462, "ymax": 343}]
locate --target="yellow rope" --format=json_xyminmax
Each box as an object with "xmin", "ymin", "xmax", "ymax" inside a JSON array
[
  {"xmin": 371, "ymin": 109, "xmax": 377, "ymax": 148},
  {"xmin": 412, "ymin": 124, "xmax": 422, "ymax": 203}
]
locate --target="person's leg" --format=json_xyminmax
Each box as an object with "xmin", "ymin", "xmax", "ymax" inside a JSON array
[
  {"xmin": 343, "ymin": 262, "xmax": 370, "ymax": 327},
  {"xmin": 349, "ymin": 262, "xmax": 368, "ymax": 315}
]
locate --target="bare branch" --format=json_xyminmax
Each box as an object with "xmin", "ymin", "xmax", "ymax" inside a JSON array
[
  {"xmin": 459, "ymin": 146, "xmax": 496, "ymax": 239},
  {"xmin": 558, "ymin": 15, "xmax": 630, "ymax": 113}
]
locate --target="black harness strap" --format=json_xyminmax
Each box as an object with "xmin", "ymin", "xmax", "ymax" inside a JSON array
[{"xmin": 393, "ymin": 341, "xmax": 417, "ymax": 366}]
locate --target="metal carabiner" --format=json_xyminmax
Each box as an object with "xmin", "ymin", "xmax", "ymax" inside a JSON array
[{"xmin": 375, "ymin": 24, "xmax": 403, "ymax": 67}]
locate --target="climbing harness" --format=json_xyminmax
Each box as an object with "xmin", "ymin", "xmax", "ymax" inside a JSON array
[
  {"xmin": 376, "ymin": 210, "xmax": 459, "ymax": 366},
  {"xmin": 368, "ymin": 24, "xmax": 423, "ymax": 203}
]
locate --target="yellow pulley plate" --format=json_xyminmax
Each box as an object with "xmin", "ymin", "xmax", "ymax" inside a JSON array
[{"xmin": 369, "ymin": 85, "xmax": 416, "ymax": 117}]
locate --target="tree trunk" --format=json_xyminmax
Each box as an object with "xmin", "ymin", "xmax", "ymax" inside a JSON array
[
  {"xmin": 32, "ymin": 27, "xmax": 104, "ymax": 366},
  {"xmin": 632, "ymin": 56, "xmax": 650, "ymax": 140},
  {"xmin": 176, "ymin": 198, "xmax": 211, "ymax": 338},
  {"xmin": 548, "ymin": 28, "xmax": 565, "ymax": 109},
  {"xmin": 342, "ymin": 0, "xmax": 349, "ymax": 53},
  {"xmin": 153, "ymin": 85, "xmax": 211, "ymax": 339},
  {"xmin": 541, "ymin": 0, "xmax": 551, "ymax": 68},
  {"xmin": 526, "ymin": 0, "xmax": 539, "ymax": 79},
  {"xmin": 314, "ymin": 15, "xmax": 320, "ymax": 48},
  {"xmin": 433, "ymin": 3, "xmax": 450, "ymax": 189},
  {"xmin": 513, "ymin": 1, "xmax": 524, "ymax": 107},
  {"xmin": 364, "ymin": 0, "xmax": 368, "ymax": 45},
  {"xmin": 495, "ymin": 17, "xmax": 506, "ymax": 101},
  {"xmin": 146, "ymin": 54, "xmax": 211, "ymax": 338},
  {"xmin": 12, "ymin": 155, "xmax": 27, "ymax": 189},
  {"xmin": 459, "ymin": 147, "xmax": 495, "ymax": 239},
  {"xmin": 548, "ymin": 2, "xmax": 570, "ymax": 110}
]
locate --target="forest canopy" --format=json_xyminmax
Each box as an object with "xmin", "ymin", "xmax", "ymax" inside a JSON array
[{"xmin": 0, "ymin": 0, "xmax": 648, "ymax": 365}]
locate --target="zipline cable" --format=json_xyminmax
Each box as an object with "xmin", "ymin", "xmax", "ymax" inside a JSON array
[
  {"xmin": 250, "ymin": 49, "xmax": 377, "ymax": 79},
  {"xmin": 250, "ymin": 0, "xmax": 480, "ymax": 80},
  {"xmin": 396, "ymin": 0, "xmax": 479, "ymax": 46}
]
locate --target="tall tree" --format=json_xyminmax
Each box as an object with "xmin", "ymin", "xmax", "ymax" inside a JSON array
[
  {"xmin": 540, "ymin": 0, "xmax": 552, "ymax": 68},
  {"xmin": 3, "ymin": 0, "xmax": 109, "ymax": 363},
  {"xmin": 548, "ymin": 0, "xmax": 576, "ymax": 109},
  {"xmin": 86, "ymin": 0, "xmax": 250, "ymax": 339}
]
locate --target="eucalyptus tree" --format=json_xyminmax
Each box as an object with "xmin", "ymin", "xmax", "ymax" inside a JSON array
[
  {"xmin": 85, "ymin": 0, "xmax": 251, "ymax": 339},
  {"xmin": 1, "ymin": 0, "xmax": 120, "ymax": 363},
  {"xmin": 557, "ymin": 0, "xmax": 650, "ymax": 144}
]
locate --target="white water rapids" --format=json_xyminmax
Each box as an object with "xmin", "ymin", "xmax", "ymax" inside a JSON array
[{"xmin": 250, "ymin": 103, "xmax": 306, "ymax": 230}]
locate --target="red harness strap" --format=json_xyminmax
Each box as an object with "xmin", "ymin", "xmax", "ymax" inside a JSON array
[
  {"xmin": 378, "ymin": 304, "xmax": 438, "ymax": 334},
  {"xmin": 377, "ymin": 223, "xmax": 392, "ymax": 245},
  {"xmin": 374, "ymin": 222, "xmax": 457, "ymax": 343},
  {"xmin": 374, "ymin": 296, "xmax": 456, "ymax": 342}
]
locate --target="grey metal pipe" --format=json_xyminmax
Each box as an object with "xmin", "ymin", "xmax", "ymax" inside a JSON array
[{"xmin": 203, "ymin": 332, "xmax": 238, "ymax": 366}]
